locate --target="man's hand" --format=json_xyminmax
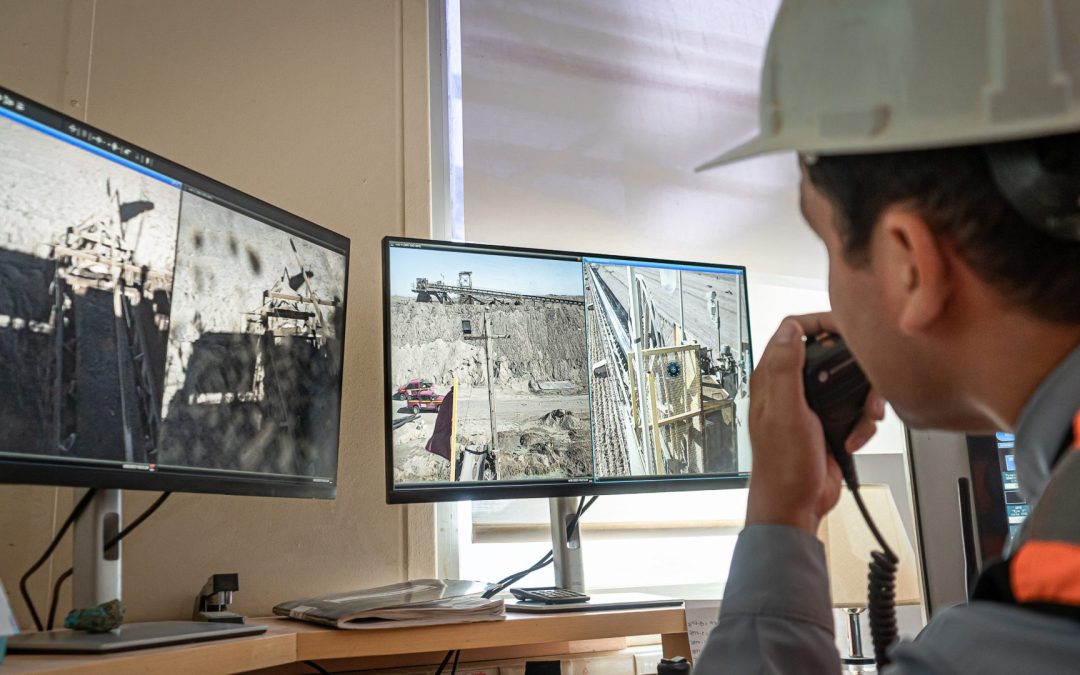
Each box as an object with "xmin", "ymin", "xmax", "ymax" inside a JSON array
[{"xmin": 745, "ymin": 314, "xmax": 886, "ymax": 534}]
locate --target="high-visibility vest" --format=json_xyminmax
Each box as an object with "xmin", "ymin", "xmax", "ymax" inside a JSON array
[{"xmin": 972, "ymin": 411, "xmax": 1080, "ymax": 619}]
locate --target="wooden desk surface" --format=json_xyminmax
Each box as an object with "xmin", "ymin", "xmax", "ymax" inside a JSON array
[
  {"xmin": 2, "ymin": 606, "xmax": 689, "ymax": 674},
  {"xmin": 280, "ymin": 606, "xmax": 687, "ymax": 660}
]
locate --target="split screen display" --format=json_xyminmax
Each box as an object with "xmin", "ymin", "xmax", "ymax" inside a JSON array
[{"xmin": 386, "ymin": 239, "xmax": 753, "ymax": 494}]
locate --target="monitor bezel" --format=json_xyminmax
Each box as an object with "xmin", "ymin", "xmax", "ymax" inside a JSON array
[
  {"xmin": 0, "ymin": 85, "xmax": 349, "ymax": 500},
  {"xmin": 383, "ymin": 235, "xmax": 752, "ymax": 504}
]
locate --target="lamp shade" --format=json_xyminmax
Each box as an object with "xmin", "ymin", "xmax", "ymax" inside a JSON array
[{"xmin": 818, "ymin": 484, "xmax": 922, "ymax": 608}]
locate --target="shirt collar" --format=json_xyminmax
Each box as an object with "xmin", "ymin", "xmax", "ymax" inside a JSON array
[{"xmin": 1014, "ymin": 342, "xmax": 1080, "ymax": 503}]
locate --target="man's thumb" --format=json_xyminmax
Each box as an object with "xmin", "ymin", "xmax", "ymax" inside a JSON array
[
  {"xmin": 762, "ymin": 319, "xmax": 807, "ymax": 378},
  {"xmin": 773, "ymin": 320, "xmax": 801, "ymax": 345}
]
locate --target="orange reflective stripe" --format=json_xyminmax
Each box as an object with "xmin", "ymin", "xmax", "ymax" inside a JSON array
[
  {"xmin": 1074, "ymin": 409, "xmax": 1080, "ymax": 450},
  {"xmin": 1011, "ymin": 540, "xmax": 1080, "ymax": 605}
]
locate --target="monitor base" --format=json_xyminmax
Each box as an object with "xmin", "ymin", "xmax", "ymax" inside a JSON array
[
  {"xmin": 7, "ymin": 620, "xmax": 266, "ymax": 654},
  {"xmin": 506, "ymin": 592, "xmax": 682, "ymax": 614}
]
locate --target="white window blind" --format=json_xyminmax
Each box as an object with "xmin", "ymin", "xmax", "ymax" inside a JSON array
[
  {"xmin": 451, "ymin": 0, "xmax": 784, "ymax": 593},
  {"xmin": 458, "ymin": 0, "xmax": 814, "ymax": 276}
]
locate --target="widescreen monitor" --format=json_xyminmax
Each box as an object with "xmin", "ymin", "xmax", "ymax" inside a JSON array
[
  {"xmin": 384, "ymin": 237, "xmax": 752, "ymax": 502},
  {"xmin": 0, "ymin": 86, "xmax": 349, "ymax": 499}
]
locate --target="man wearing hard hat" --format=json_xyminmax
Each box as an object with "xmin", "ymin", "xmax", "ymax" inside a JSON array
[{"xmin": 695, "ymin": 2, "xmax": 1080, "ymax": 673}]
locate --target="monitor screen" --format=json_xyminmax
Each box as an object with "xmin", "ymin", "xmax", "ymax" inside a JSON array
[
  {"xmin": 965, "ymin": 432, "xmax": 1024, "ymax": 562},
  {"xmin": 0, "ymin": 86, "xmax": 348, "ymax": 499},
  {"xmin": 384, "ymin": 238, "xmax": 752, "ymax": 502},
  {"xmin": 993, "ymin": 432, "xmax": 1029, "ymax": 539}
]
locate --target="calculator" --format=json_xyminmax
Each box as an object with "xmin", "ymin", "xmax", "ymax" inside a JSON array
[{"xmin": 510, "ymin": 587, "xmax": 591, "ymax": 604}]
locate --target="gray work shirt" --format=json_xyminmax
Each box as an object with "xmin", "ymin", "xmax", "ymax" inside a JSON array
[{"xmin": 695, "ymin": 343, "xmax": 1080, "ymax": 674}]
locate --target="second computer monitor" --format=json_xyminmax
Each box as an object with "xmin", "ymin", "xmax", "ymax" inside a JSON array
[
  {"xmin": 0, "ymin": 85, "xmax": 347, "ymax": 499},
  {"xmin": 384, "ymin": 238, "xmax": 752, "ymax": 502}
]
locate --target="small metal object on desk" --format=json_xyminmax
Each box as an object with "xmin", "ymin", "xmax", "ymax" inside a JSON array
[
  {"xmin": 658, "ymin": 656, "xmax": 691, "ymax": 674},
  {"xmin": 194, "ymin": 573, "xmax": 245, "ymax": 623}
]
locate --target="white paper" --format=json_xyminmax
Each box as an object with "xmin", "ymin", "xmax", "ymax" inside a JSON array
[
  {"xmin": 0, "ymin": 578, "xmax": 19, "ymax": 637},
  {"xmin": 685, "ymin": 599, "xmax": 722, "ymax": 663}
]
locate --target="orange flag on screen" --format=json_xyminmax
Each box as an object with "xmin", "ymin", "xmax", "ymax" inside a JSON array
[{"xmin": 425, "ymin": 385, "xmax": 456, "ymax": 460}]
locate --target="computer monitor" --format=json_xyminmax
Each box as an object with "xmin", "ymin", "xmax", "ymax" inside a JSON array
[
  {"xmin": 383, "ymin": 237, "xmax": 752, "ymax": 503},
  {"xmin": 907, "ymin": 430, "xmax": 1029, "ymax": 616},
  {"xmin": 954, "ymin": 433, "xmax": 1028, "ymax": 610},
  {"xmin": 966, "ymin": 432, "xmax": 1026, "ymax": 559},
  {"xmin": 0, "ymin": 85, "xmax": 349, "ymax": 499},
  {"xmin": 0, "ymin": 85, "xmax": 349, "ymax": 649}
]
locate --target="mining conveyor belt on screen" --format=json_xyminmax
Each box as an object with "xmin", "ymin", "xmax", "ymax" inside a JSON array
[
  {"xmin": 586, "ymin": 265, "xmax": 645, "ymax": 475},
  {"xmin": 413, "ymin": 280, "xmax": 585, "ymax": 306}
]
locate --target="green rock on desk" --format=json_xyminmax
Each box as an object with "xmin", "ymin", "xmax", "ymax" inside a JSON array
[{"xmin": 64, "ymin": 599, "xmax": 126, "ymax": 633}]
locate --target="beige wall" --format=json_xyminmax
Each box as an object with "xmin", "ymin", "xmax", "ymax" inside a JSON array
[{"xmin": 0, "ymin": 0, "xmax": 436, "ymax": 627}]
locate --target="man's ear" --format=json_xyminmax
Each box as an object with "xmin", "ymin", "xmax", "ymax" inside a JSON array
[{"xmin": 875, "ymin": 206, "xmax": 950, "ymax": 334}]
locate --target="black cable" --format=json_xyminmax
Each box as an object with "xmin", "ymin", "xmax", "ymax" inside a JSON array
[
  {"xmin": 850, "ymin": 485, "xmax": 898, "ymax": 669},
  {"xmin": 487, "ymin": 554, "xmax": 553, "ymax": 597},
  {"xmin": 45, "ymin": 568, "xmax": 73, "ymax": 632},
  {"xmin": 486, "ymin": 494, "xmax": 583, "ymax": 596},
  {"xmin": 435, "ymin": 498, "xmax": 598, "ymax": 675},
  {"xmin": 45, "ymin": 492, "xmax": 173, "ymax": 630},
  {"xmin": 19, "ymin": 489, "xmax": 98, "ymax": 631},
  {"xmin": 435, "ymin": 648, "xmax": 457, "ymax": 675},
  {"xmin": 303, "ymin": 660, "xmax": 332, "ymax": 675},
  {"xmin": 568, "ymin": 495, "xmax": 593, "ymax": 539},
  {"xmin": 496, "ymin": 495, "xmax": 590, "ymax": 586},
  {"xmin": 482, "ymin": 495, "xmax": 598, "ymax": 599},
  {"xmin": 834, "ymin": 453, "xmax": 898, "ymax": 670},
  {"xmin": 106, "ymin": 492, "xmax": 173, "ymax": 550}
]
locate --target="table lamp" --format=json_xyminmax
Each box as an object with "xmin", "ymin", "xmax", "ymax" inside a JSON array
[{"xmin": 818, "ymin": 484, "xmax": 922, "ymax": 672}]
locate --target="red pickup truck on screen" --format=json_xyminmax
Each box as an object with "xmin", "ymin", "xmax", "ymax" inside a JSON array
[{"xmin": 406, "ymin": 392, "xmax": 445, "ymax": 413}]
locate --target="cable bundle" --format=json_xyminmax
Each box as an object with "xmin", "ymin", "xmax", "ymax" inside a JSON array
[
  {"xmin": 831, "ymin": 447, "xmax": 899, "ymax": 670},
  {"xmin": 867, "ymin": 547, "xmax": 899, "ymax": 667},
  {"xmin": 843, "ymin": 477, "xmax": 899, "ymax": 670}
]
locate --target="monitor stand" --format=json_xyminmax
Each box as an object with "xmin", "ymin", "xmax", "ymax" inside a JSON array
[
  {"xmin": 549, "ymin": 496, "xmax": 585, "ymax": 592},
  {"xmin": 507, "ymin": 497, "xmax": 681, "ymax": 614},
  {"xmin": 8, "ymin": 489, "xmax": 265, "ymax": 654}
]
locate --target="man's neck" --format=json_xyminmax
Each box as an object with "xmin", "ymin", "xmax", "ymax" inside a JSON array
[{"xmin": 956, "ymin": 314, "xmax": 1080, "ymax": 432}]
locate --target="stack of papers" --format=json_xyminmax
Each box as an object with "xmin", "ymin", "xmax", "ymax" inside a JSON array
[{"xmin": 273, "ymin": 579, "xmax": 505, "ymax": 630}]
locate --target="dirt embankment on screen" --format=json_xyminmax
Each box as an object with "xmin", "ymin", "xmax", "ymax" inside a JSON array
[
  {"xmin": 389, "ymin": 298, "xmax": 587, "ymax": 392},
  {"xmin": 389, "ymin": 296, "xmax": 593, "ymax": 485}
]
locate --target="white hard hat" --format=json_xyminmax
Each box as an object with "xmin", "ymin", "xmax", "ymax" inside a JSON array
[{"xmin": 698, "ymin": 0, "xmax": 1080, "ymax": 171}]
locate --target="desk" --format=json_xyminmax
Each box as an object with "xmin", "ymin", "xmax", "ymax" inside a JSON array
[{"xmin": 2, "ymin": 606, "xmax": 691, "ymax": 674}]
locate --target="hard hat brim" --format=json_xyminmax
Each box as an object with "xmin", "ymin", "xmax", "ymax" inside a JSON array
[{"xmin": 694, "ymin": 133, "xmax": 788, "ymax": 172}]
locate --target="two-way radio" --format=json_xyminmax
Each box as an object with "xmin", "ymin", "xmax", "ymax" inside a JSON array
[{"xmin": 803, "ymin": 333, "xmax": 899, "ymax": 670}]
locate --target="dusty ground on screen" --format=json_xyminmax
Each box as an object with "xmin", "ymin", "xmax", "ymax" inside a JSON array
[{"xmin": 390, "ymin": 296, "xmax": 593, "ymax": 484}]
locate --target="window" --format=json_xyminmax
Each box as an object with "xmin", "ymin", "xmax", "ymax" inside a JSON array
[
  {"xmin": 430, "ymin": 0, "xmax": 787, "ymax": 590},
  {"xmin": 461, "ymin": 490, "xmax": 746, "ymax": 597},
  {"xmin": 430, "ymin": 0, "xmax": 914, "ymax": 595}
]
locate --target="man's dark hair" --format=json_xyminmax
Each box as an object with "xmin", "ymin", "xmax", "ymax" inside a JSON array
[{"xmin": 805, "ymin": 138, "xmax": 1080, "ymax": 323}]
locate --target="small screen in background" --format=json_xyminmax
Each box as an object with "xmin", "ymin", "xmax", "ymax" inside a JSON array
[{"xmin": 995, "ymin": 431, "xmax": 1028, "ymax": 539}]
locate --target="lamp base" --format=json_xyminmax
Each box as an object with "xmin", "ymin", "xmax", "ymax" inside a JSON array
[
  {"xmin": 841, "ymin": 607, "xmax": 875, "ymax": 672},
  {"xmin": 841, "ymin": 655, "xmax": 876, "ymax": 673}
]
